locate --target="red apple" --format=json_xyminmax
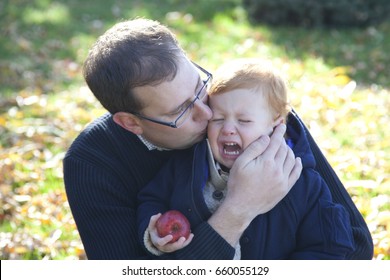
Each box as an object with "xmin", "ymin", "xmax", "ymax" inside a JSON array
[{"xmin": 155, "ymin": 210, "xmax": 191, "ymax": 243}]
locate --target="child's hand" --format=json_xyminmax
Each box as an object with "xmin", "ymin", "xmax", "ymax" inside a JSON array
[{"xmin": 148, "ymin": 213, "xmax": 194, "ymax": 253}]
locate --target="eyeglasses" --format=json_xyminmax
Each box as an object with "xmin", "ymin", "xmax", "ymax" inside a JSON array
[{"xmin": 131, "ymin": 62, "xmax": 213, "ymax": 128}]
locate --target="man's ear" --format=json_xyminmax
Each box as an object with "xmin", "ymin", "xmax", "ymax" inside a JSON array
[{"xmin": 113, "ymin": 112, "xmax": 143, "ymax": 135}]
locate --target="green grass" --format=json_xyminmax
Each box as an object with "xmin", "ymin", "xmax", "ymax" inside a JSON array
[{"xmin": 0, "ymin": 0, "xmax": 389, "ymax": 259}]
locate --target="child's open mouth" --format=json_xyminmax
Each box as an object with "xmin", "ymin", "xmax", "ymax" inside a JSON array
[{"xmin": 223, "ymin": 142, "xmax": 241, "ymax": 156}]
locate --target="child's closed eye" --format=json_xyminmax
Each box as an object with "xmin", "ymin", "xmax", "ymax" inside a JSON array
[{"xmin": 210, "ymin": 118, "xmax": 224, "ymax": 122}]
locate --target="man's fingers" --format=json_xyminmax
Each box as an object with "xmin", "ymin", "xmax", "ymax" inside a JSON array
[
  {"xmin": 234, "ymin": 135, "xmax": 270, "ymax": 167},
  {"xmin": 282, "ymin": 147, "xmax": 301, "ymax": 189},
  {"xmin": 288, "ymin": 157, "xmax": 302, "ymax": 188},
  {"xmin": 282, "ymin": 147, "xmax": 295, "ymax": 173},
  {"xmin": 274, "ymin": 140, "xmax": 288, "ymax": 163},
  {"xmin": 262, "ymin": 123, "xmax": 286, "ymax": 158}
]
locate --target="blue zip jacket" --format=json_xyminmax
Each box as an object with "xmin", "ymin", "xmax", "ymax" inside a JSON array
[{"xmin": 137, "ymin": 114, "xmax": 355, "ymax": 259}]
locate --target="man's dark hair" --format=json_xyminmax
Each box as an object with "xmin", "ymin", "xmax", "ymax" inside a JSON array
[{"xmin": 83, "ymin": 18, "xmax": 184, "ymax": 113}]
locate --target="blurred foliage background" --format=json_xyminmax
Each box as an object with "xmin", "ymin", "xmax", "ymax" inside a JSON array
[{"xmin": 0, "ymin": 0, "xmax": 389, "ymax": 260}]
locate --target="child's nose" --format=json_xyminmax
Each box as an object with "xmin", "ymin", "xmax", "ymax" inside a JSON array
[{"xmin": 221, "ymin": 122, "xmax": 237, "ymax": 135}]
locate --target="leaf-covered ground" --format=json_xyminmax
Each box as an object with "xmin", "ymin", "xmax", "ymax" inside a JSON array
[{"xmin": 1, "ymin": 0, "xmax": 389, "ymax": 260}]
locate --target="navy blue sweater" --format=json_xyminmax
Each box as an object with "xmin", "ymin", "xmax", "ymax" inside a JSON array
[
  {"xmin": 63, "ymin": 112, "xmax": 372, "ymax": 259},
  {"xmin": 137, "ymin": 115, "xmax": 355, "ymax": 259},
  {"xmin": 64, "ymin": 113, "xmax": 234, "ymax": 259}
]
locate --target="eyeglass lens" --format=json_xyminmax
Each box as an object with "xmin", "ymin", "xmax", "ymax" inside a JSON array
[{"xmin": 175, "ymin": 74, "xmax": 210, "ymax": 127}]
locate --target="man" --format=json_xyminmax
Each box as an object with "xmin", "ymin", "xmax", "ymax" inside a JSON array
[{"xmin": 63, "ymin": 18, "xmax": 372, "ymax": 259}]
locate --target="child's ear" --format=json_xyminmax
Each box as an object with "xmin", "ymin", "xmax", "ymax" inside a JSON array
[
  {"xmin": 113, "ymin": 112, "xmax": 143, "ymax": 135},
  {"xmin": 273, "ymin": 115, "xmax": 284, "ymax": 126}
]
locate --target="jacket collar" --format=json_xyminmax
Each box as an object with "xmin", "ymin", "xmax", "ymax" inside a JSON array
[{"xmin": 206, "ymin": 139, "xmax": 228, "ymax": 191}]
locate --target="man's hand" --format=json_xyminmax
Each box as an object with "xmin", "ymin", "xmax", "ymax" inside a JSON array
[
  {"xmin": 227, "ymin": 123, "xmax": 302, "ymax": 217},
  {"xmin": 208, "ymin": 123, "xmax": 302, "ymax": 246}
]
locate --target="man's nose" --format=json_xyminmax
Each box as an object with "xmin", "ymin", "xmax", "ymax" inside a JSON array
[{"xmin": 193, "ymin": 95, "xmax": 212, "ymax": 121}]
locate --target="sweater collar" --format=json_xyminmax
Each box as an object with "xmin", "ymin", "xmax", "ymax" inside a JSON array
[{"xmin": 137, "ymin": 135, "xmax": 170, "ymax": 151}]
